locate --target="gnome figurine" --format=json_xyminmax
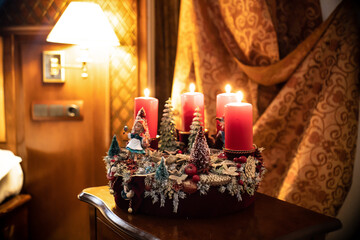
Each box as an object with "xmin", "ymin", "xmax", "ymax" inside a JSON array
[{"xmin": 126, "ymin": 108, "xmax": 150, "ymax": 160}]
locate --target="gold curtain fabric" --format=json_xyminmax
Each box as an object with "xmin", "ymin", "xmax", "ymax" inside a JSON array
[{"xmin": 171, "ymin": 0, "xmax": 359, "ymax": 216}]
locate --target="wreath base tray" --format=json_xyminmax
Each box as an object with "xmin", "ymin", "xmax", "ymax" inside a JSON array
[{"xmin": 112, "ymin": 176, "xmax": 255, "ymax": 218}]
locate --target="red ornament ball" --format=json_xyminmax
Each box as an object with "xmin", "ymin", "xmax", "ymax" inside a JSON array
[
  {"xmin": 177, "ymin": 150, "xmax": 183, "ymax": 154},
  {"xmin": 239, "ymin": 156, "xmax": 247, "ymax": 163},
  {"xmin": 233, "ymin": 157, "xmax": 239, "ymax": 163},
  {"xmin": 192, "ymin": 175, "xmax": 200, "ymax": 183},
  {"xmin": 238, "ymin": 180, "xmax": 244, "ymax": 185},
  {"xmin": 236, "ymin": 163, "xmax": 242, "ymax": 168},
  {"xmin": 185, "ymin": 164, "xmax": 197, "ymax": 176}
]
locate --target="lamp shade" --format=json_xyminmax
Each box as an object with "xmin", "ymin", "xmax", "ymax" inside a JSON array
[{"xmin": 47, "ymin": 2, "xmax": 119, "ymax": 47}]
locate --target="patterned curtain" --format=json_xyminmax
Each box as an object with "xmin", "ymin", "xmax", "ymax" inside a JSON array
[{"xmin": 171, "ymin": 0, "xmax": 359, "ymax": 216}]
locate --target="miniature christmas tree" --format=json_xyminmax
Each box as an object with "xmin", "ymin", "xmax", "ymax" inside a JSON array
[
  {"xmin": 189, "ymin": 126, "xmax": 211, "ymax": 173},
  {"xmin": 108, "ymin": 135, "xmax": 121, "ymax": 157},
  {"xmin": 159, "ymin": 98, "xmax": 177, "ymax": 152},
  {"xmin": 155, "ymin": 157, "xmax": 169, "ymax": 182},
  {"xmin": 188, "ymin": 107, "xmax": 203, "ymax": 151}
]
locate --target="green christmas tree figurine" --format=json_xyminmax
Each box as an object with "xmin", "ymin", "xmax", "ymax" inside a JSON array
[
  {"xmin": 159, "ymin": 98, "xmax": 178, "ymax": 152},
  {"xmin": 189, "ymin": 126, "xmax": 211, "ymax": 173},
  {"xmin": 155, "ymin": 157, "xmax": 169, "ymax": 182},
  {"xmin": 108, "ymin": 135, "xmax": 121, "ymax": 157},
  {"xmin": 188, "ymin": 107, "xmax": 203, "ymax": 151}
]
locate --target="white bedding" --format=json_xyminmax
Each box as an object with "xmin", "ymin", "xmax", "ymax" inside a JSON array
[{"xmin": 0, "ymin": 149, "xmax": 24, "ymax": 204}]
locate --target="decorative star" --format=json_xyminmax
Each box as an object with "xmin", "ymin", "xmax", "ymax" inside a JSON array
[
  {"xmin": 212, "ymin": 160, "xmax": 235, "ymax": 168},
  {"xmin": 222, "ymin": 164, "xmax": 238, "ymax": 176}
]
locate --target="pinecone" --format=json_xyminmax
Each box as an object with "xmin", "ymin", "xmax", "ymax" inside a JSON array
[{"xmin": 254, "ymin": 147, "xmax": 263, "ymax": 162}]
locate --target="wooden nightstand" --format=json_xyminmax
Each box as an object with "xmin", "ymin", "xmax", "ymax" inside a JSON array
[
  {"xmin": 0, "ymin": 194, "xmax": 31, "ymax": 240},
  {"xmin": 78, "ymin": 186, "xmax": 341, "ymax": 240}
]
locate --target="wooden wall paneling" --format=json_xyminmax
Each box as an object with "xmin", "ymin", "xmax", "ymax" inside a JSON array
[
  {"xmin": 0, "ymin": 34, "xmax": 17, "ymax": 153},
  {"xmin": 0, "ymin": 37, "xmax": 5, "ymax": 142},
  {"xmin": 138, "ymin": 0, "xmax": 149, "ymax": 96},
  {"xmin": 87, "ymin": 46, "xmax": 110, "ymax": 186},
  {"xmin": 0, "ymin": 26, "xmax": 110, "ymax": 239}
]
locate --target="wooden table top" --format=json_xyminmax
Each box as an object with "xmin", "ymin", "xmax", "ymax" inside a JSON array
[{"xmin": 78, "ymin": 186, "xmax": 341, "ymax": 240}]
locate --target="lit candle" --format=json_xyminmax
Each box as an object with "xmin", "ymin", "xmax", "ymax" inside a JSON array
[
  {"xmin": 224, "ymin": 91, "xmax": 253, "ymax": 151},
  {"xmin": 134, "ymin": 88, "xmax": 159, "ymax": 138},
  {"xmin": 181, "ymin": 83, "xmax": 204, "ymax": 132},
  {"xmin": 216, "ymin": 84, "xmax": 237, "ymax": 131}
]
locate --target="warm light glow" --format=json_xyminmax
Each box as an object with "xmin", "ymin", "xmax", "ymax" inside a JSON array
[
  {"xmin": 236, "ymin": 91, "xmax": 244, "ymax": 103},
  {"xmin": 144, "ymin": 88, "xmax": 150, "ymax": 97},
  {"xmin": 190, "ymin": 83, "xmax": 196, "ymax": 93},
  {"xmin": 225, "ymin": 84, "xmax": 231, "ymax": 93},
  {"xmin": 46, "ymin": 2, "xmax": 119, "ymax": 47}
]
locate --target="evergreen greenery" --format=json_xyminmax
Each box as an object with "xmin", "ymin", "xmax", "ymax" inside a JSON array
[
  {"xmin": 108, "ymin": 135, "xmax": 121, "ymax": 157},
  {"xmin": 159, "ymin": 98, "xmax": 178, "ymax": 152},
  {"xmin": 188, "ymin": 107, "xmax": 203, "ymax": 151},
  {"xmin": 155, "ymin": 157, "xmax": 169, "ymax": 182}
]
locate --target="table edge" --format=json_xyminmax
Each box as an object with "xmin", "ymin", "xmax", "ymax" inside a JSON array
[{"xmin": 78, "ymin": 191, "xmax": 159, "ymax": 240}]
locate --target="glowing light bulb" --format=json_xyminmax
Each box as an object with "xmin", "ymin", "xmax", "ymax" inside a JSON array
[
  {"xmin": 236, "ymin": 91, "xmax": 244, "ymax": 103},
  {"xmin": 144, "ymin": 88, "xmax": 150, "ymax": 97},
  {"xmin": 189, "ymin": 83, "xmax": 196, "ymax": 93},
  {"xmin": 225, "ymin": 84, "xmax": 231, "ymax": 93}
]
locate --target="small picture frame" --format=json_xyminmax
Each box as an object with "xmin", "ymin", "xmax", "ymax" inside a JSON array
[{"xmin": 42, "ymin": 51, "xmax": 65, "ymax": 83}]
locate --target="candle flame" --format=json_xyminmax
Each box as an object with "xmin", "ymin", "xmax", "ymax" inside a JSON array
[
  {"xmin": 189, "ymin": 83, "xmax": 196, "ymax": 93},
  {"xmin": 225, "ymin": 84, "xmax": 231, "ymax": 93},
  {"xmin": 144, "ymin": 88, "xmax": 150, "ymax": 97},
  {"xmin": 236, "ymin": 91, "xmax": 244, "ymax": 102}
]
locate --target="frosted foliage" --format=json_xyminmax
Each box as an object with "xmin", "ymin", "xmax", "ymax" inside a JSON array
[
  {"xmin": 189, "ymin": 127, "xmax": 210, "ymax": 173},
  {"xmin": 188, "ymin": 108, "xmax": 203, "ymax": 150}
]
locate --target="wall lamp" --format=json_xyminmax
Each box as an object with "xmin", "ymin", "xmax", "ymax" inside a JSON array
[{"xmin": 46, "ymin": 1, "xmax": 119, "ymax": 79}]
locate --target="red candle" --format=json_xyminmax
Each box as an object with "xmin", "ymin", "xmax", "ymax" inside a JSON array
[
  {"xmin": 224, "ymin": 92, "xmax": 253, "ymax": 151},
  {"xmin": 134, "ymin": 88, "xmax": 158, "ymax": 138},
  {"xmin": 181, "ymin": 83, "xmax": 204, "ymax": 132},
  {"xmin": 216, "ymin": 84, "xmax": 237, "ymax": 131}
]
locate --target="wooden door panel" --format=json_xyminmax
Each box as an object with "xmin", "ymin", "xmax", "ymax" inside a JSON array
[{"xmin": 19, "ymin": 39, "xmax": 109, "ymax": 240}]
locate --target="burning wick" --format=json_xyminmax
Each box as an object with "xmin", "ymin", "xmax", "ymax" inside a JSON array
[
  {"xmin": 189, "ymin": 83, "xmax": 196, "ymax": 93},
  {"xmin": 144, "ymin": 88, "xmax": 150, "ymax": 97},
  {"xmin": 225, "ymin": 84, "xmax": 231, "ymax": 93},
  {"xmin": 236, "ymin": 91, "xmax": 244, "ymax": 103}
]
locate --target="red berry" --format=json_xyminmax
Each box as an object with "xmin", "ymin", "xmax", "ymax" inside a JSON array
[
  {"xmin": 233, "ymin": 157, "xmax": 239, "ymax": 162},
  {"xmin": 238, "ymin": 180, "xmax": 244, "ymax": 185},
  {"xmin": 239, "ymin": 156, "xmax": 247, "ymax": 163},
  {"xmin": 177, "ymin": 150, "xmax": 183, "ymax": 154},
  {"xmin": 218, "ymin": 152, "xmax": 227, "ymax": 159},
  {"xmin": 192, "ymin": 175, "xmax": 200, "ymax": 183},
  {"xmin": 236, "ymin": 163, "xmax": 241, "ymax": 168},
  {"xmin": 111, "ymin": 159, "xmax": 115, "ymax": 162}
]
